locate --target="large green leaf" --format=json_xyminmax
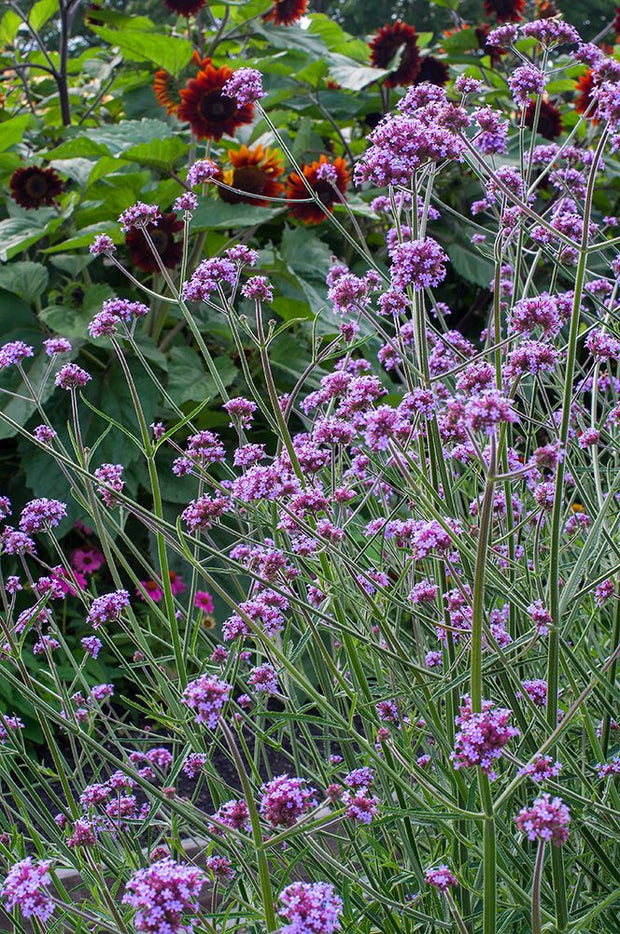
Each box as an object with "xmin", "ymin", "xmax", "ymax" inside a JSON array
[
  {"xmin": 87, "ymin": 120, "xmax": 174, "ymax": 156},
  {"xmin": 327, "ymin": 54, "xmax": 389, "ymax": 90},
  {"xmin": 0, "ymin": 213, "xmax": 63, "ymax": 261},
  {"xmin": 0, "ymin": 114, "xmax": 30, "ymax": 152},
  {"xmin": 40, "ymin": 283, "xmax": 116, "ymax": 339},
  {"xmin": 42, "ymin": 222, "xmax": 119, "ymax": 255},
  {"xmin": 45, "ymin": 137, "xmax": 112, "ymax": 160},
  {"xmin": 29, "ymin": 0, "xmax": 58, "ymax": 31},
  {"xmin": 0, "ymin": 9, "xmax": 20, "ymax": 44},
  {"xmin": 90, "ymin": 25, "xmax": 193, "ymax": 76},
  {"xmin": 0, "ymin": 262, "xmax": 48, "ymax": 305},
  {"xmin": 192, "ymin": 200, "xmax": 284, "ymax": 231},
  {"xmin": 122, "ymin": 137, "xmax": 188, "ymax": 170},
  {"xmin": 167, "ymin": 347, "xmax": 236, "ymax": 404},
  {"xmin": 446, "ymin": 241, "xmax": 494, "ymax": 288}
]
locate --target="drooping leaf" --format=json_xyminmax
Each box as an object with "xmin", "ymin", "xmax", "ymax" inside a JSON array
[
  {"xmin": 87, "ymin": 120, "xmax": 174, "ymax": 156},
  {"xmin": 0, "ymin": 262, "xmax": 48, "ymax": 305},
  {"xmin": 29, "ymin": 0, "xmax": 58, "ymax": 32},
  {"xmin": 0, "ymin": 114, "xmax": 30, "ymax": 152},
  {"xmin": 446, "ymin": 241, "xmax": 494, "ymax": 288},
  {"xmin": 122, "ymin": 137, "xmax": 188, "ymax": 170},
  {"xmin": 327, "ymin": 54, "xmax": 389, "ymax": 90},
  {"xmin": 0, "ymin": 213, "xmax": 63, "ymax": 261},
  {"xmin": 90, "ymin": 25, "xmax": 193, "ymax": 76},
  {"xmin": 192, "ymin": 200, "xmax": 284, "ymax": 231}
]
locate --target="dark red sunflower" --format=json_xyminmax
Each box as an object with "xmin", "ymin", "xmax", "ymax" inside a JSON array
[
  {"xmin": 615, "ymin": 5, "xmax": 620, "ymax": 37},
  {"xmin": 219, "ymin": 144, "xmax": 285, "ymax": 206},
  {"xmin": 9, "ymin": 166, "xmax": 63, "ymax": 210},
  {"xmin": 482, "ymin": 0, "xmax": 526, "ymax": 22},
  {"xmin": 416, "ymin": 56, "xmax": 449, "ymax": 87},
  {"xmin": 163, "ymin": 0, "xmax": 207, "ymax": 16},
  {"xmin": 524, "ymin": 99, "xmax": 563, "ymax": 139},
  {"xmin": 286, "ymin": 155, "xmax": 350, "ymax": 225},
  {"xmin": 575, "ymin": 70, "xmax": 598, "ymax": 119},
  {"xmin": 264, "ymin": 0, "xmax": 308, "ymax": 26},
  {"xmin": 126, "ymin": 213, "xmax": 184, "ymax": 273},
  {"xmin": 369, "ymin": 21, "xmax": 421, "ymax": 89},
  {"xmin": 177, "ymin": 62, "xmax": 254, "ymax": 140}
]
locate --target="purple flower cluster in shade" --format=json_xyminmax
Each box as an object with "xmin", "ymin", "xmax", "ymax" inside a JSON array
[
  {"xmin": 515, "ymin": 794, "xmax": 570, "ymax": 846},
  {"xmin": 182, "ymin": 257, "xmax": 237, "ymax": 302},
  {"xmin": 209, "ymin": 799, "xmax": 251, "ymax": 835},
  {"xmin": 354, "ymin": 85, "xmax": 466, "ymax": 187},
  {"xmin": 425, "ymin": 865, "xmax": 457, "ymax": 892},
  {"xmin": 521, "ymin": 679, "xmax": 548, "ymax": 707},
  {"xmin": 181, "ymin": 674, "xmax": 232, "ymax": 728},
  {"xmin": 451, "ymin": 696, "xmax": 519, "ymax": 779},
  {"xmin": 0, "ymin": 715, "xmax": 24, "ymax": 744},
  {"xmin": 43, "ymin": 337, "xmax": 71, "ymax": 355},
  {"xmin": 221, "ymin": 67, "xmax": 265, "ymax": 106},
  {"xmin": 182, "ymin": 753, "xmax": 207, "ymax": 779},
  {"xmin": 55, "ymin": 362, "xmax": 91, "ymax": 390},
  {"xmin": 508, "ymin": 65, "xmax": 546, "ymax": 107},
  {"xmin": 0, "ymin": 858, "xmax": 55, "ymax": 922},
  {"xmin": 86, "ymin": 589, "xmax": 130, "ymax": 629},
  {"xmin": 595, "ymin": 756, "xmax": 620, "ymax": 779},
  {"xmin": 259, "ymin": 774, "xmax": 318, "ymax": 827},
  {"xmin": 18, "ymin": 498, "xmax": 66, "ymax": 534},
  {"xmin": 248, "ymin": 663, "xmax": 279, "ymax": 694},
  {"xmin": 121, "ymin": 857, "xmax": 206, "ymax": 933},
  {"xmin": 89, "ymin": 297, "xmax": 149, "ymax": 338},
  {"xmin": 342, "ymin": 788, "xmax": 379, "ymax": 824},
  {"xmin": 277, "ymin": 881, "xmax": 343, "ymax": 933},
  {"xmin": 186, "ymin": 158, "xmax": 220, "ymax": 186},
  {"xmin": 519, "ymin": 755, "xmax": 563, "ymax": 782},
  {"xmin": 94, "ymin": 463, "xmax": 125, "ymax": 507},
  {"xmin": 118, "ymin": 201, "xmax": 161, "ymax": 232},
  {"xmin": 89, "ymin": 234, "xmax": 116, "ymax": 255},
  {"xmin": 0, "ymin": 340, "xmax": 34, "ymax": 369},
  {"xmin": 390, "ymin": 238, "xmax": 448, "ymax": 290}
]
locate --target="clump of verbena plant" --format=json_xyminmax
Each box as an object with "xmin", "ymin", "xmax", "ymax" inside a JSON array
[{"xmin": 1, "ymin": 16, "xmax": 620, "ymax": 934}]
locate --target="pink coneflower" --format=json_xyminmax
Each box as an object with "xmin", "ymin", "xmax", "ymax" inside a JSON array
[
  {"xmin": 194, "ymin": 590, "xmax": 214, "ymax": 614},
  {"xmin": 71, "ymin": 547, "xmax": 105, "ymax": 575}
]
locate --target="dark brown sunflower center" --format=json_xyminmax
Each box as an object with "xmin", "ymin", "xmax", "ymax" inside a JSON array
[
  {"xmin": 233, "ymin": 166, "xmax": 267, "ymax": 195},
  {"xmin": 199, "ymin": 90, "xmax": 237, "ymax": 122},
  {"xmin": 25, "ymin": 173, "xmax": 50, "ymax": 200},
  {"xmin": 150, "ymin": 230, "xmax": 170, "ymax": 253}
]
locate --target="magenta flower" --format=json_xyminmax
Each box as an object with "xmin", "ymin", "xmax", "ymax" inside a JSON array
[
  {"xmin": 86, "ymin": 590, "xmax": 130, "ymax": 629},
  {"xmin": 194, "ymin": 590, "xmax": 214, "ymax": 614},
  {"xmin": 515, "ymin": 794, "xmax": 570, "ymax": 846},
  {"xmin": 221, "ymin": 67, "xmax": 265, "ymax": 106},
  {"xmin": 1, "ymin": 858, "xmax": 55, "ymax": 922},
  {"xmin": 181, "ymin": 673, "xmax": 232, "ymax": 728},
  {"xmin": 519, "ymin": 755, "xmax": 563, "ymax": 783},
  {"xmin": 94, "ymin": 463, "xmax": 125, "ymax": 507},
  {"xmin": 277, "ymin": 881, "xmax": 343, "ymax": 933},
  {"xmin": 72, "ymin": 547, "xmax": 105, "ymax": 575},
  {"xmin": 451, "ymin": 695, "xmax": 519, "ymax": 779},
  {"xmin": 90, "ymin": 234, "xmax": 116, "ymax": 255},
  {"xmin": 118, "ymin": 201, "xmax": 161, "ymax": 232},
  {"xmin": 0, "ymin": 340, "xmax": 34, "ymax": 369},
  {"xmin": 43, "ymin": 337, "xmax": 72, "ymax": 355},
  {"xmin": 55, "ymin": 363, "xmax": 91, "ymax": 390},
  {"xmin": 390, "ymin": 237, "xmax": 448, "ymax": 290},
  {"xmin": 425, "ymin": 864, "xmax": 457, "ymax": 893},
  {"xmin": 259, "ymin": 774, "xmax": 318, "ymax": 827},
  {"xmin": 19, "ymin": 498, "xmax": 67, "ymax": 534},
  {"xmin": 122, "ymin": 857, "xmax": 206, "ymax": 933},
  {"xmin": 186, "ymin": 159, "xmax": 220, "ymax": 186}
]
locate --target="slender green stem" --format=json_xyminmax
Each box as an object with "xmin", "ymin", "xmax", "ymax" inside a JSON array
[{"xmin": 532, "ymin": 840, "xmax": 545, "ymax": 934}]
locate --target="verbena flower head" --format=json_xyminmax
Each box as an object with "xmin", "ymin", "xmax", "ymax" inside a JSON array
[
  {"xmin": 1, "ymin": 858, "xmax": 54, "ymax": 922},
  {"xmin": 19, "ymin": 498, "xmax": 66, "ymax": 534},
  {"xmin": 122, "ymin": 857, "xmax": 206, "ymax": 933},
  {"xmin": 55, "ymin": 363, "xmax": 92, "ymax": 390},
  {"xmin": 221, "ymin": 67, "xmax": 265, "ymax": 106},
  {"xmin": 390, "ymin": 237, "xmax": 448, "ymax": 290},
  {"xmin": 43, "ymin": 337, "xmax": 72, "ymax": 355},
  {"xmin": 86, "ymin": 590, "xmax": 130, "ymax": 629},
  {"xmin": 277, "ymin": 881, "xmax": 343, "ymax": 933},
  {"xmin": 0, "ymin": 341, "xmax": 34, "ymax": 369},
  {"xmin": 519, "ymin": 755, "xmax": 563, "ymax": 782},
  {"xmin": 181, "ymin": 674, "xmax": 232, "ymax": 728},
  {"xmin": 515, "ymin": 794, "xmax": 570, "ymax": 846},
  {"xmin": 259, "ymin": 774, "xmax": 318, "ymax": 827},
  {"xmin": 186, "ymin": 159, "xmax": 220, "ymax": 186},
  {"xmin": 118, "ymin": 201, "xmax": 161, "ymax": 232},
  {"xmin": 451, "ymin": 696, "xmax": 519, "ymax": 779},
  {"xmin": 90, "ymin": 234, "xmax": 116, "ymax": 255},
  {"xmin": 508, "ymin": 65, "xmax": 546, "ymax": 106},
  {"xmin": 425, "ymin": 864, "xmax": 457, "ymax": 892}
]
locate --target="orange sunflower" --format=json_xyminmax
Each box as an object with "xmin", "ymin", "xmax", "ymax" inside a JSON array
[
  {"xmin": 575, "ymin": 70, "xmax": 598, "ymax": 120},
  {"xmin": 482, "ymin": 0, "xmax": 526, "ymax": 21},
  {"xmin": 369, "ymin": 21, "xmax": 421, "ymax": 88},
  {"xmin": 154, "ymin": 70, "xmax": 181, "ymax": 114},
  {"xmin": 177, "ymin": 61, "xmax": 254, "ymax": 140},
  {"xmin": 286, "ymin": 155, "xmax": 350, "ymax": 225},
  {"xmin": 219, "ymin": 144, "xmax": 285, "ymax": 206},
  {"xmin": 264, "ymin": 0, "xmax": 308, "ymax": 26}
]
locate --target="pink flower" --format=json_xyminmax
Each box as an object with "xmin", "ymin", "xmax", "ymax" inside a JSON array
[
  {"xmin": 71, "ymin": 547, "xmax": 105, "ymax": 575},
  {"xmin": 425, "ymin": 864, "xmax": 457, "ymax": 892},
  {"xmin": 515, "ymin": 794, "xmax": 570, "ymax": 846},
  {"xmin": 277, "ymin": 881, "xmax": 343, "ymax": 933},
  {"xmin": 1, "ymin": 858, "xmax": 54, "ymax": 922},
  {"xmin": 194, "ymin": 590, "xmax": 214, "ymax": 614}
]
